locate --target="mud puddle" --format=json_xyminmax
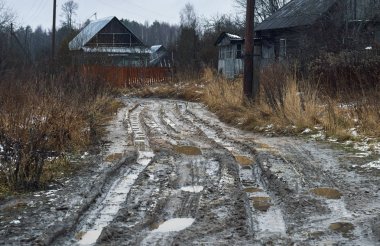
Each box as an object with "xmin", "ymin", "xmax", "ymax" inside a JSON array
[
  {"xmin": 174, "ymin": 145, "xmax": 202, "ymax": 155},
  {"xmin": 310, "ymin": 188, "xmax": 342, "ymax": 199},
  {"xmin": 329, "ymin": 222, "xmax": 355, "ymax": 235},
  {"xmin": 235, "ymin": 155, "xmax": 253, "ymax": 166}
]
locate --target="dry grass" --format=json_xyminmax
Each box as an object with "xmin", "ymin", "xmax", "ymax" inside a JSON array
[
  {"xmin": 135, "ymin": 66, "xmax": 380, "ymax": 142},
  {"xmin": 0, "ymin": 71, "xmax": 119, "ymax": 191}
]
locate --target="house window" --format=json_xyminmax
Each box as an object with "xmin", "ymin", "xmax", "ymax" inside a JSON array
[
  {"xmin": 236, "ymin": 44, "xmax": 242, "ymax": 59},
  {"xmin": 279, "ymin": 38, "xmax": 287, "ymax": 59}
]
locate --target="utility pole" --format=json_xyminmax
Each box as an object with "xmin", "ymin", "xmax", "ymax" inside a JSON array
[
  {"xmin": 52, "ymin": 0, "xmax": 57, "ymax": 64},
  {"xmin": 243, "ymin": 0, "xmax": 256, "ymax": 101}
]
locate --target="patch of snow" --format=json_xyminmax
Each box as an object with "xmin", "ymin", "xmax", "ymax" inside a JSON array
[
  {"xmin": 180, "ymin": 186, "xmax": 204, "ymax": 193},
  {"xmin": 255, "ymin": 208, "xmax": 287, "ymax": 239},
  {"xmin": 362, "ymin": 160, "xmax": 380, "ymax": 170},
  {"xmin": 10, "ymin": 220, "xmax": 21, "ymax": 225},
  {"xmin": 137, "ymin": 151, "xmax": 155, "ymax": 166},
  {"xmin": 152, "ymin": 218, "xmax": 195, "ymax": 233},
  {"xmin": 345, "ymin": 140, "xmax": 353, "ymax": 145},
  {"xmin": 311, "ymin": 132, "xmax": 326, "ymax": 140},
  {"xmin": 353, "ymin": 143, "xmax": 370, "ymax": 152},
  {"xmin": 266, "ymin": 124, "xmax": 274, "ymax": 129},
  {"xmin": 349, "ymin": 128, "xmax": 358, "ymax": 137},
  {"xmin": 302, "ymin": 128, "xmax": 312, "ymax": 134},
  {"xmin": 81, "ymin": 152, "xmax": 89, "ymax": 159},
  {"xmin": 314, "ymin": 126, "xmax": 324, "ymax": 130},
  {"xmin": 354, "ymin": 152, "xmax": 370, "ymax": 158},
  {"xmin": 365, "ymin": 46, "xmax": 372, "ymax": 50},
  {"xmin": 328, "ymin": 138, "xmax": 338, "ymax": 142},
  {"xmin": 226, "ymin": 33, "xmax": 242, "ymax": 39},
  {"xmin": 205, "ymin": 160, "xmax": 219, "ymax": 177}
]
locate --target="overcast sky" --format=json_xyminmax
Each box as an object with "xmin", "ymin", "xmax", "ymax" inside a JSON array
[{"xmin": 5, "ymin": 0, "xmax": 237, "ymax": 31}]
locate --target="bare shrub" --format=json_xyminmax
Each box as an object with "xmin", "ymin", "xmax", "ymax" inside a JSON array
[
  {"xmin": 309, "ymin": 51, "xmax": 380, "ymax": 96},
  {"xmin": 0, "ymin": 71, "xmax": 116, "ymax": 191}
]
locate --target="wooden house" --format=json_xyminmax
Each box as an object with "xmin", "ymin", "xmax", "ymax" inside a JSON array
[
  {"xmin": 215, "ymin": 32, "xmax": 244, "ymax": 79},
  {"xmin": 255, "ymin": 0, "xmax": 380, "ymax": 65},
  {"xmin": 69, "ymin": 16, "xmax": 151, "ymax": 67},
  {"xmin": 149, "ymin": 45, "xmax": 172, "ymax": 67}
]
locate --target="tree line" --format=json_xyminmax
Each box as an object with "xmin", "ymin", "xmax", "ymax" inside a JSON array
[{"xmin": 0, "ymin": 0, "xmax": 290, "ymax": 74}]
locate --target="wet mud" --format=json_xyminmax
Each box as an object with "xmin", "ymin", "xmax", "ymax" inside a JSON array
[{"xmin": 1, "ymin": 98, "xmax": 379, "ymax": 245}]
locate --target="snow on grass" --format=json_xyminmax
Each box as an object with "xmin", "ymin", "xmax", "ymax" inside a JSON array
[{"xmin": 362, "ymin": 160, "xmax": 380, "ymax": 170}]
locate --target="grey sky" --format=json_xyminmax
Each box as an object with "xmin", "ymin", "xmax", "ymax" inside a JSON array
[{"xmin": 5, "ymin": 0, "xmax": 237, "ymax": 30}]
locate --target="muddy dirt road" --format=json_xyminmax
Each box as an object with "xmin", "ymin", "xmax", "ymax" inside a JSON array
[{"xmin": 1, "ymin": 98, "xmax": 380, "ymax": 245}]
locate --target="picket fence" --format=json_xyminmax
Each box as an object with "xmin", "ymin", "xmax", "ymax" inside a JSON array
[{"xmin": 81, "ymin": 66, "xmax": 173, "ymax": 87}]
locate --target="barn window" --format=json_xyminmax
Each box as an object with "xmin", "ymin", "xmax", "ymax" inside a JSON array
[
  {"xmin": 226, "ymin": 47, "xmax": 232, "ymax": 59},
  {"xmin": 279, "ymin": 38, "xmax": 287, "ymax": 59},
  {"xmin": 236, "ymin": 44, "xmax": 242, "ymax": 59}
]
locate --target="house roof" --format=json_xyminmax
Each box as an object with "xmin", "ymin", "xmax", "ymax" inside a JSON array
[
  {"xmin": 69, "ymin": 16, "xmax": 114, "ymax": 50},
  {"xmin": 215, "ymin": 32, "xmax": 244, "ymax": 46},
  {"xmin": 69, "ymin": 16, "xmax": 144, "ymax": 51},
  {"xmin": 151, "ymin": 45, "xmax": 165, "ymax": 53},
  {"xmin": 255, "ymin": 0, "xmax": 338, "ymax": 31}
]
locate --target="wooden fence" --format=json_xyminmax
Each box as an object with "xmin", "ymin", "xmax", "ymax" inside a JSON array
[{"xmin": 81, "ymin": 65, "xmax": 173, "ymax": 88}]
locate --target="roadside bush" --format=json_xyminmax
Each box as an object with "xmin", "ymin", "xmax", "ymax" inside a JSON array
[
  {"xmin": 0, "ymin": 71, "xmax": 117, "ymax": 191},
  {"xmin": 309, "ymin": 51, "xmax": 380, "ymax": 96}
]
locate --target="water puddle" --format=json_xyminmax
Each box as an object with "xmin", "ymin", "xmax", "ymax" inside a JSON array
[
  {"xmin": 174, "ymin": 145, "xmax": 202, "ymax": 156},
  {"xmin": 245, "ymin": 187, "xmax": 264, "ymax": 193},
  {"xmin": 252, "ymin": 197, "xmax": 272, "ymax": 212},
  {"xmin": 310, "ymin": 188, "xmax": 342, "ymax": 199},
  {"xmin": 329, "ymin": 222, "xmax": 355, "ymax": 234},
  {"xmin": 235, "ymin": 156, "xmax": 253, "ymax": 166},
  {"xmin": 152, "ymin": 218, "xmax": 195, "ymax": 233},
  {"xmin": 180, "ymin": 186, "xmax": 204, "ymax": 193},
  {"xmin": 77, "ymin": 230, "xmax": 102, "ymax": 245}
]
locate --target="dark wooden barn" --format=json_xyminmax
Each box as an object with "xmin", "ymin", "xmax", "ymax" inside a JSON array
[
  {"xmin": 255, "ymin": 0, "xmax": 380, "ymax": 65},
  {"xmin": 69, "ymin": 16, "xmax": 151, "ymax": 67},
  {"xmin": 149, "ymin": 45, "xmax": 172, "ymax": 68}
]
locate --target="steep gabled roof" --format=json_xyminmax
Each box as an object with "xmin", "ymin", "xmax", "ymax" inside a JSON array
[
  {"xmin": 69, "ymin": 16, "xmax": 114, "ymax": 50},
  {"xmin": 215, "ymin": 32, "xmax": 244, "ymax": 46},
  {"xmin": 255, "ymin": 0, "xmax": 338, "ymax": 31},
  {"xmin": 69, "ymin": 16, "xmax": 144, "ymax": 51},
  {"xmin": 151, "ymin": 45, "xmax": 165, "ymax": 53}
]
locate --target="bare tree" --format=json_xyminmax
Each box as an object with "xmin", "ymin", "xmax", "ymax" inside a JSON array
[
  {"xmin": 234, "ymin": 0, "xmax": 289, "ymax": 22},
  {"xmin": 180, "ymin": 3, "xmax": 198, "ymax": 29},
  {"xmin": 0, "ymin": 0, "xmax": 15, "ymax": 30},
  {"xmin": 61, "ymin": 0, "xmax": 78, "ymax": 29},
  {"xmin": 177, "ymin": 3, "xmax": 200, "ymax": 74}
]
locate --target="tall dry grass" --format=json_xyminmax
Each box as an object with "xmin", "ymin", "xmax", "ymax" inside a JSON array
[
  {"xmin": 135, "ymin": 62, "xmax": 380, "ymax": 141},
  {"xmin": 197, "ymin": 66, "xmax": 379, "ymax": 140},
  {"xmin": 0, "ymin": 71, "xmax": 119, "ymax": 191}
]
